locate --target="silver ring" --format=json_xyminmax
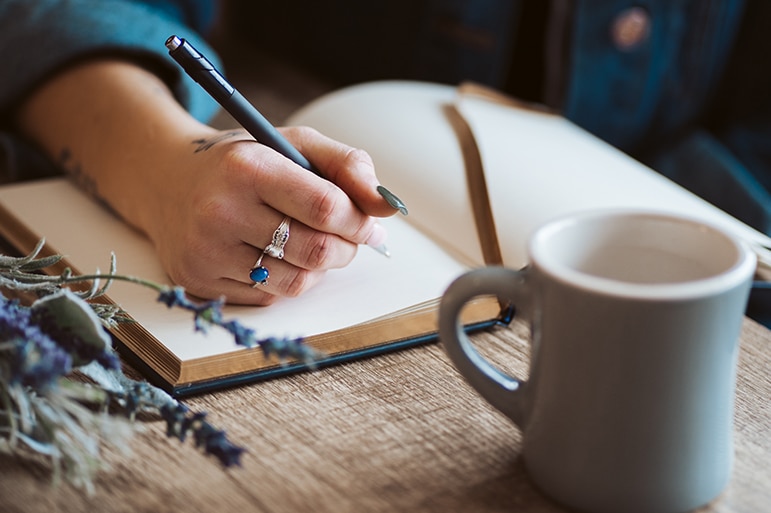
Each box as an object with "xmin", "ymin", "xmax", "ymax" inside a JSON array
[
  {"xmin": 264, "ymin": 216, "xmax": 291, "ymax": 259},
  {"xmin": 249, "ymin": 216, "xmax": 292, "ymax": 287}
]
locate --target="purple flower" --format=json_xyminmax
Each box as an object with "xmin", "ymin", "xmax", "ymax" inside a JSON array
[
  {"xmin": 220, "ymin": 320, "xmax": 257, "ymax": 348},
  {"xmin": 32, "ymin": 309, "xmax": 119, "ymax": 370},
  {"xmin": 192, "ymin": 299, "xmax": 225, "ymax": 333},
  {"xmin": 122, "ymin": 381, "xmax": 153, "ymax": 416},
  {"xmin": 259, "ymin": 336, "xmax": 316, "ymax": 364},
  {"xmin": 197, "ymin": 428, "xmax": 246, "ymax": 468},
  {"xmin": 157, "ymin": 286, "xmax": 189, "ymax": 309},
  {"xmin": 160, "ymin": 402, "xmax": 190, "ymax": 439},
  {"xmin": 1, "ymin": 296, "xmax": 72, "ymax": 389},
  {"xmin": 157, "ymin": 287, "xmax": 226, "ymax": 334},
  {"xmin": 160, "ymin": 402, "xmax": 245, "ymax": 467},
  {"xmin": 155, "ymin": 288, "xmax": 318, "ymax": 362}
]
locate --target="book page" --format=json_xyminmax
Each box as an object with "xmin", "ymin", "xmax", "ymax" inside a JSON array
[
  {"xmin": 0, "ymin": 178, "xmax": 470, "ymax": 361},
  {"xmin": 288, "ymin": 81, "xmax": 486, "ymax": 267},
  {"xmin": 289, "ymin": 80, "xmax": 771, "ymax": 272},
  {"xmin": 456, "ymin": 95, "xmax": 771, "ymax": 269}
]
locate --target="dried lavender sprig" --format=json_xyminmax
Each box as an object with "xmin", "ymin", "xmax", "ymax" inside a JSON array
[
  {"xmin": 0, "ymin": 243, "xmax": 292, "ymax": 483},
  {"xmin": 157, "ymin": 286, "xmax": 324, "ymax": 365},
  {"xmin": 1, "ymin": 242, "xmax": 325, "ymax": 365},
  {"xmin": 78, "ymin": 361, "xmax": 245, "ymax": 468},
  {"xmin": 160, "ymin": 403, "xmax": 245, "ymax": 467}
]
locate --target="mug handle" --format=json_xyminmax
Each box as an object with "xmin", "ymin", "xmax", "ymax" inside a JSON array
[{"xmin": 438, "ymin": 266, "xmax": 530, "ymax": 428}]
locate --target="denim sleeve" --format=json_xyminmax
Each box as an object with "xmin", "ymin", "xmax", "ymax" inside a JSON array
[
  {"xmin": 647, "ymin": 0, "xmax": 771, "ymax": 237},
  {"xmin": 650, "ymin": 131, "xmax": 771, "ymax": 236},
  {"xmin": 562, "ymin": 0, "xmax": 771, "ymax": 237},
  {"xmin": 0, "ymin": 0, "xmax": 221, "ymax": 124}
]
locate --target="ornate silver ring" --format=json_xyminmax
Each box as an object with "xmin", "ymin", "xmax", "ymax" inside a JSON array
[{"xmin": 249, "ymin": 216, "xmax": 292, "ymax": 287}]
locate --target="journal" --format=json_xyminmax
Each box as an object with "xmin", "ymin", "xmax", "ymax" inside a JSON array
[{"xmin": 1, "ymin": 81, "xmax": 768, "ymax": 396}]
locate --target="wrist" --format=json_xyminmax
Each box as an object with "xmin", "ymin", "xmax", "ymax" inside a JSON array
[{"xmin": 16, "ymin": 59, "xmax": 217, "ymax": 237}]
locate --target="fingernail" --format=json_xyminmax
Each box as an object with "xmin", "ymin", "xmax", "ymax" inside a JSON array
[
  {"xmin": 367, "ymin": 222, "xmax": 388, "ymax": 246},
  {"xmin": 377, "ymin": 185, "xmax": 408, "ymax": 216}
]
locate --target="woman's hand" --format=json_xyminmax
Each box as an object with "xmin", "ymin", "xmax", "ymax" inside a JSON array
[
  {"xmin": 144, "ymin": 126, "xmax": 394, "ymax": 304},
  {"xmin": 16, "ymin": 59, "xmax": 397, "ymax": 305}
]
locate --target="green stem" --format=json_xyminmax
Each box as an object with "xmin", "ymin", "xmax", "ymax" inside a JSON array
[
  {"xmin": 0, "ymin": 271, "xmax": 166, "ymax": 294},
  {"xmin": 1, "ymin": 387, "xmax": 19, "ymax": 448},
  {"xmin": 58, "ymin": 274, "xmax": 166, "ymax": 292}
]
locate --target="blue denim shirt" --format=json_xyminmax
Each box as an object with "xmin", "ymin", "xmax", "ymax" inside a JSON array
[
  {"xmin": 414, "ymin": 0, "xmax": 771, "ymax": 237},
  {"xmin": 232, "ymin": 0, "xmax": 770, "ymax": 236},
  {"xmin": 561, "ymin": 0, "xmax": 771, "ymax": 238},
  {"xmin": 2, "ymin": 0, "xmax": 769, "ymax": 235}
]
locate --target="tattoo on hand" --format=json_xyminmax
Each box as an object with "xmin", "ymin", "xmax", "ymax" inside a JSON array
[
  {"xmin": 59, "ymin": 148, "xmax": 96, "ymax": 194},
  {"xmin": 192, "ymin": 131, "xmax": 242, "ymax": 153},
  {"xmin": 58, "ymin": 148, "xmax": 112, "ymax": 212}
]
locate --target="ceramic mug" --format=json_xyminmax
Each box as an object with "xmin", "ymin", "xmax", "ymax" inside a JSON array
[{"xmin": 438, "ymin": 210, "xmax": 756, "ymax": 513}]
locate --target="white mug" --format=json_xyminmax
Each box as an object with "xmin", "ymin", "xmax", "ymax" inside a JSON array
[{"xmin": 438, "ymin": 210, "xmax": 756, "ymax": 513}]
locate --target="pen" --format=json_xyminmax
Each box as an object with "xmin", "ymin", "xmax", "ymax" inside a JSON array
[{"xmin": 165, "ymin": 35, "xmax": 408, "ymax": 256}]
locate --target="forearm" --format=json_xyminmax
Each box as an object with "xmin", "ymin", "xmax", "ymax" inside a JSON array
[
  {"xmin": 15, "ymin": 59, "xmax": 218, "ymax": 238},
  {"xmin": 13, "ymin": 58, "xmax": 392, "ymax": 304}
]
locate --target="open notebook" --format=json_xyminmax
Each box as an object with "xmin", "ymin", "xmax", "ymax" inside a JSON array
[
  {"xmin": 1, "ymin": 81, "xmax": 769, "ymax": 396},
  {"xmin": 0, "ymin": 178, "xmax": 499, "ymax": 396},
  {"xmin": 287, "ymin": 81, "xmax": 771, "ymax": 270}
]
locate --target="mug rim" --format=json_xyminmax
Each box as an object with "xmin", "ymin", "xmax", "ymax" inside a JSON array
[{"xmin": 529, "ymin": 209, "xmax": 757, "ymax": 300}]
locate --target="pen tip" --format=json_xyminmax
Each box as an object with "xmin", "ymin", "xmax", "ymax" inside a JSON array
[{"xmin": 371, "ymin": 244, "xmax": 391, "ymax": 258}]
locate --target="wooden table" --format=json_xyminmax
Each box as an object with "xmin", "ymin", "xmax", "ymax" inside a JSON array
[{"xmin": 1, "ymin": 316, "xmax": 768, "ymax": 513}]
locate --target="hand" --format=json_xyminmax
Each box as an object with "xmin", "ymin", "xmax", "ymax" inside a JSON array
[
  {"xmin": 16, "ymin": 59, "xmax": 397, "ymax": 305},
  {"xmin": 144, "ymin": 126, "xmax": 394, "ymax": 304}
]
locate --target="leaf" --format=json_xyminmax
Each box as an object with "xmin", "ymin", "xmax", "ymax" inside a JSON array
[
  {"xmin": 30, "ymin": 289, "xmax": 113, "ymax": 366},
  {"xmin": 18, "ymin": 254, "xmax": 65, "ymax": 271},
  {"xmin": 58, "ymin": 379, "xmax": 109, "ymax": 405}
]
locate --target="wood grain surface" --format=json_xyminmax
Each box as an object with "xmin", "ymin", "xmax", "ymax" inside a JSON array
[{"xmin": 1, "ymin": 318, "xmax": 768, "ymax": 513}]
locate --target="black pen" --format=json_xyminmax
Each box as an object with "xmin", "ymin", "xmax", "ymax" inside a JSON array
[{"xmin": 165, "ymin": 35, "xmax": 407, "ymax": 256}]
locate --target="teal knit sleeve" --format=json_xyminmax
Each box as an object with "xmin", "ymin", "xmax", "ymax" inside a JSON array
[{"xmin": 0, "ymin": 0, "xmax": 221, "ymax": 123}]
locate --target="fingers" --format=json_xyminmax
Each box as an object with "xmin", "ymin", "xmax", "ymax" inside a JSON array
[
  {"xmin": 164, "ymin": 233, "xmax": 330, "ymax": 306},
  {"xmin": 231, "ymin": 140, "xmax": 388, "ymax": 249},
  {"xmin": 165, "ymin": 201, "xmax": 359, "ymax": 305},
  {"xmin": 184, "ymin": 272, "xmax": 326, "ymax": 307},
  {"xmin": 279, "ymin": 126, "xmax": 401, "ymax": 218},
  {"xmin": 155, "ymin": 127, "xmax": 399, "ymax": 306},
  {"xmin": 235, "ymin": 210, "xmax": 361, "ymax": 271}
]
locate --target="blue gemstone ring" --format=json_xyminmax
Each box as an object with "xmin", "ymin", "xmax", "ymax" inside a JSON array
[{"xmin": 249, "ymin": 216, "xmax": 292, "ymax": 287}]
